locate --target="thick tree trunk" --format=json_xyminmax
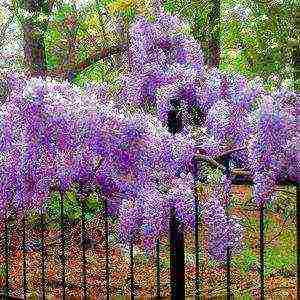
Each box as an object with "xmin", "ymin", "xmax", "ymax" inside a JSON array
[
  {"xmin": 23, "ymin": 20, "xmax": 47, "ymax": 78},
  {"xmin": 22, "ymin": 0, "xmax": 56, "ymax": 78},
  {"xmin": 208, "ymin": 0, "xmax": 221, "ymax": 67}
]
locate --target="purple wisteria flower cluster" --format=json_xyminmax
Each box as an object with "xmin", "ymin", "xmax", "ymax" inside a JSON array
[
  {"xmin": 112, "ymin": 13, "xmax": 299, "ymax": 260},
  {"xmin": 0, "ymin": 72, "xmax": 198, "ymax": 254},
  {"xmin": 0, "ymin": 11, "xmax": 298, "ymax": 264}
]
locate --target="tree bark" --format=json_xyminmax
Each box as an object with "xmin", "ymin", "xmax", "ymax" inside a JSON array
[
  {"xmin": 22, "ymin": 0, "xmax": 55, "ymax": 78},
  {"xmin": 208, "ymin": 0, "xmax": 220, "ymax": 67},
  {"xmin": 23, "ymin": 20, "xmax": 47, "ymax": 78}
]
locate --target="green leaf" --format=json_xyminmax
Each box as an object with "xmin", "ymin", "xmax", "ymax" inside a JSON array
[
  {"xmin": 45, "ymin": 27, "xmax": 61, "ymax": 43},
  {"xmin": 163, "ymin": 0, "xmax": 176, "ymax": 13},
  {"xmin": 122, "ymin": 5, "xmax": 136, "ymax": 22},
  {"xmin": 46, "ymin": 54, "xmax": 59, "ymax": 69},
  {"xmin": 0, "ymin": 264, "xmax": 8, "ymax": 277}
]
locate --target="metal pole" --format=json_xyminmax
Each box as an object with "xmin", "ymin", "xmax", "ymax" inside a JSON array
[
  {"xmin": 59, "ymin": 191, "xmax": 66, "ymax": 300},
  {"xmin": 167, "ymin": 98, "xmax": 185, "ymax": 299},
  {"xmin": 156, "ymin": 239, "xmax": 161, "ymax": 298},
  {"xmin": 223, "ymin": 156, "xmax": 232, "ymax": 300},
  {"xmin": 191, "ymin": 156, "xmax": 201, "ymax": 299},
  {"xmin": 79, "ymin": 191, "xmax": 88, "ymax": 300},
  {"xmin": 21, "ymin": 214, "xmax": 27, "ymax": 300},
  {"xmin": 259, "ymin": 204, "xmax": 265, "ymax": 300},
  {"xmin": 130, "ymin": 241, "xmax": 134, "ymax": 300},
  {"xmin": 4, "ymin": 210, "xmax": 10, "ymax": 299},
  {"xmin": 169, "ymin": 207, "xmax": 185, "ymax": 300},
  {"xmin": 103, "ymin": 195, "xmax": 110, "ymax": 300},
  {"xmin": 40, "ymin": 211, "xmax": 46, "ymax": 300},
  {"xmin": 296, "ymin": 185, "xmax": 299, "ymax": 297}
]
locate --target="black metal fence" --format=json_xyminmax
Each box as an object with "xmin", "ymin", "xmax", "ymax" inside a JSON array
[{"xmin": 0, "ymin": 159, "xmax": 298, "ymax": 299}]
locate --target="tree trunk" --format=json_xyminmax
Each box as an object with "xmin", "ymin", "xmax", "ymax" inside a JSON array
[
  {"xmin": 208, "ymin": 0, "xmax": 221, "ymax": 67},
  {"xmin": 22, "ymin": 0, "xmax": 56, "ymax": 78},
  {"xmin": 23, "ymin": 20, "xmax": 47, "ymax": 78}
]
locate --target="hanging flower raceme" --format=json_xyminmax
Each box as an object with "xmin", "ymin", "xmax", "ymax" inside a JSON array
[
  {"xmin": 247, "ymin": 93, "xmax": 299, "ymax": 206},
  {"xmin": 128, "ymin": 16, "xmax": 167, "ymax": 74},
  {"xmin": 202, "ymin": 184, "xmax": 244, "ymax": 262},
  {"xmin": 118, "ymin": 14, "xmax": 205, "ymax": 121},
  {"xmin": 139, "ymin": 186, "xmax": 171, "ymax": 251},
  {"xmin": 167, "ymin": 172, "xmax": 196, "ymax": 230}
]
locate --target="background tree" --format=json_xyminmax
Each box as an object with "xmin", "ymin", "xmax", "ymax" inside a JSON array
[{"xmin": 11, "ymin": 0, "xmax": 56, "ymax": 77}]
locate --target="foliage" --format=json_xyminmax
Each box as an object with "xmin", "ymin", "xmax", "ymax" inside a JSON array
[
  {"xmin": 231, "ymin": 243, "xmax": 257, "ymax": 274},
  {"xmin": 161, "ymin": 0, "xmax": 296, "ymax": 91},
  {"xmin": 0, "ymin": 264, "xmax": 8, "ymax": 277},
  {"xmin": 0, "ymin": 1, "xmax": 297, "ymax": 271},
  {"xmin": 219, "ymin": 0, "xmax": 296, "ymax": 90},
  {"xmin": 44, "ymin": 189, "xmax": 103, "ymax": 224}
]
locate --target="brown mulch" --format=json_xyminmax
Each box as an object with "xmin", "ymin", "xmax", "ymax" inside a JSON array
[{"xmin": 0, "ymin": 185, "xmax": 297, "ymax": 299}]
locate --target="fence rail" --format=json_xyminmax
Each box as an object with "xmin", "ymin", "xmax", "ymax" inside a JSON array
[{"xmin": 0, "ymin": 169, "xmax": 298, "ymax": 299}]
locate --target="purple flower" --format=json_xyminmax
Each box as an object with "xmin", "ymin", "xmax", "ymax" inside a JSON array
[{"xmin": 203, "ymin": 188, "xmax": 244, "ymax": 262}]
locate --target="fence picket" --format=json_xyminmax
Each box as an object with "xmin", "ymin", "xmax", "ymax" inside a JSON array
[
  {"xmin": 156, "ymin": 239, "xmax": 161, "ymax": 298},
  {"xmin": 59, "ymin": 191, "xmax": 66, "ymax": 299},
  {"xmin": 130, "ymin": 241, "xmax": 134, "ymax": 299},
  {"xmin": 103, "ymin": 194, "xmax": 110, "ymax": 300},
  {"xmin": 192, "ymin": 156, "xmax": 201, "ymax": 299},
  {"xmin": 4, "ymin": 211, "xmax": 10, "ymax": 299},
  {"xmin": 21, "ymin": 212, "xmax": 27, "ymax": 300},
  {"xmin": 259, "ymin": 205, "xmax": 265, "ymax": 300},
  {"xmin": 223, "ymin": 156, "xmax": 232, "ymax": 300},
  {"xmin": 79, "ymin": 191, "xmax": 88, "ymax": 300},
  {"xmin": 40, "ymin": 212, "xmax": 46, "ymax": 300}
]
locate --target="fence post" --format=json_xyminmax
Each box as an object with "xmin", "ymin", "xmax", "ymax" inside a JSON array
[
  {"xmin": 223, "ymin": 156, "xmax": 232, "ymax": 300},
  {"xmin": 4, "ymin": 210, "xmax": 10, "ymax": 299},
  {"xmin": 78, "ymin": 187, "xmax": 88, "ymax": 300},
  {"xmin": 39, "ymin": 210, "xmax": 46, "ymax": 300},
  {"xmin": 21, "ymin": 208, "xmax": 27, "ymax": 300},
  {"xmin": 191, "ymin": 155, "xmax": 202, "ymax": 299},
  {"xmin": 130, "ymin": 240, "xmax": 134, "ymax": 300},
  {"xmin": 103, "ymin": 193, "xmax": 110, "ymax": 300},
  {"xmin": 297, "ymin": 185, "xmax": 299, "ymax": 295},
  {"xmin": 156, "ymin": 239, "xmax": 161, "ymax": 298},
  {"xmin": 167, "ymin": 96, "xmax": 185, "ymax": 299},
  {"xmin": 259, "ymin": 204, "xmax": 265, "ymax": 300},
  {"xmin": 59, "ymin": 190, "xmax": 66, "ymax": 300},
  {"xmin": 169, "ymin": 207, "xmax": 185, "ymax": 299}
]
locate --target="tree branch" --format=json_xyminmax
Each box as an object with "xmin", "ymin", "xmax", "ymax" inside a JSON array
[
  {"xmin": 213, "ymin": 147, "xmax": 247, "ymax": 159},
  {"xmin": 194, "ymin": 154, "xmax": 297, "ymax": 187},
  {"xmin": 46, "ymin": 42, "xmax": 129, "ymax": 80},
  {"xmin": 194, "ymin": 153, "xmax": 226, "ymax": 171}
]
